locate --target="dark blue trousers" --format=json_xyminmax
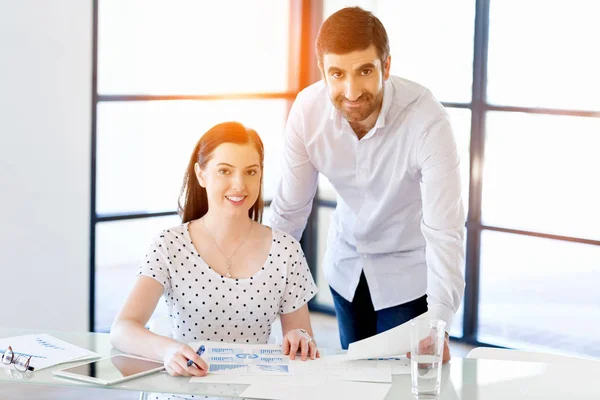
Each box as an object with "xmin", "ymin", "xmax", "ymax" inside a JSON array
[{"xmin": 330, "ymin": 272, "xmax": 428, "ymax": 349}]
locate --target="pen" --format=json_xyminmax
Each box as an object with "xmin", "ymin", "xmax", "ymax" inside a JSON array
[{"xmin": 186, "ymin": 344, "xmax": 205, "ymax": 367}]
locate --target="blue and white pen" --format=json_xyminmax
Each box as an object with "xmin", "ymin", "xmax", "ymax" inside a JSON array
[{"xmin": 187, "ymin": 344, "xmax": 205, "ymax": 367}]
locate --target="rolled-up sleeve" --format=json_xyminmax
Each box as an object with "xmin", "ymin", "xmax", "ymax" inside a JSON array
[{"xmin": 417, "ymin": 115, "xmax": 466, "ymax": 331}]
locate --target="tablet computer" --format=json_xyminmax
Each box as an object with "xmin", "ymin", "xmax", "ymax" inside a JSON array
[{"xmin": 53, "ymin": 354, "xmax": 164, "ymax": 385}]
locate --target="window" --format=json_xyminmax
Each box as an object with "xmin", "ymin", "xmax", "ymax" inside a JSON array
[
  {"xmin": 487, "ymin": 0, "xmax": 600, "ymax": 110},
  {"xmin": 93, "ymin": 0, "xmax": 300, "ymax": 332},
  {"xmin": 479, "ymin": 230, "xmax": 600, "ymax": 357},
  {"xmin": 95, "ymin": 216, "xmax": 179, "ymax": 331},
  {"xmin": 98, "ymin": 0, "xmax": 291, "ymax": 95},
  {"xmin": 93, "ymin": 1, "xmax": 600, "ymax": 361},
  {"xmin": 96, "ymin": 100, "xmax": 288, "ymax": 215},
  {"xmin": 319, "ymin": 0, "xmax": 600, "ymax": 358},
  {"xmin": 482, "ymin": 112, "xmax": 600, "ymax": 241}
]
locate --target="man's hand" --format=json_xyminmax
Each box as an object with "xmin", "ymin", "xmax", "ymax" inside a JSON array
[
  {"xmin": 442, "ymin": 332, "xmax": 451, "ymax": 363},
  {"xmin": 406, "ymin": 332, "xmax": 451, "ymax": 364}
]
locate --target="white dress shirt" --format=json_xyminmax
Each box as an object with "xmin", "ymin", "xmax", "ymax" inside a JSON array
[{"xmin": 269, "ymin": 76, "xmax": 465, "ymax": 330}]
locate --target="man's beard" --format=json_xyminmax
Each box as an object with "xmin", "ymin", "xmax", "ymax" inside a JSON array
[{"xmin": 332, "ymin": 89, "xmax": 384, "ymax": 123}]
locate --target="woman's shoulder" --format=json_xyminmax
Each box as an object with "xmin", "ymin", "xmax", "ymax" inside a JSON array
[
  {"xmin": 269, "ymin": 228, "xmax": 303, "ymax": 253},
  {"xmin": 150, "ymin": 222, "xmax": 189, "ymax": 246}
]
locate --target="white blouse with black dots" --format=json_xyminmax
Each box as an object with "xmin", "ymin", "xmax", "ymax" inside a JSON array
[{"xmin": 138, "ymin": 222, "xmax": 318, "ymax": 345}]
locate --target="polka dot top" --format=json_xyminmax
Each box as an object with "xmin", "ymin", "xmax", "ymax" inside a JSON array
[{"xmin": 138, "ymin": 222, "xmax": 318, "ymax": 344}]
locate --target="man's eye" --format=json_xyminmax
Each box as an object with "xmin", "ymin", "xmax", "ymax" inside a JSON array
[
  {"xmin": 332, "ymin": 72, "xmax": 343, "ymax": 79},
  {"xmin": 361, "ymin": 69, "xmax": 372, "ymax": 76}
]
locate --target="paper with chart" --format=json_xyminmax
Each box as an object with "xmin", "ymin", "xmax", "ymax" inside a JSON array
[
  {"xmin": 0, "ymin": 334, "xmax": 100, "ymax": 371},
  {"xmin": 188, "ymin": 341, "xmax": 290, "ymax": 376},
  {"xmin": 346, "ymin": 311, "xmax": 431, "ymax": 360}
]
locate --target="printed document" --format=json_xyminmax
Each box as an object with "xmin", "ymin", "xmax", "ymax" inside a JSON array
[
  {"xmin": 0, "ymin": 334, "xmax": 100, "ymax": 371},
  {"xmin": 346, "ymin": 311, "xmax": 431, "ymax": 360},
  {"xmin": 188, "ymin": 341, "xmax": 290, "ymax": 376}
]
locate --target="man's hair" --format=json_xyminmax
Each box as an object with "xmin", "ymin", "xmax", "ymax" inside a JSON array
[{"xmin": 315, "ymin": 7, "xmax": 390, "ymax": 67}]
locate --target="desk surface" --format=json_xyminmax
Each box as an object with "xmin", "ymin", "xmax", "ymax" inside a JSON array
[{"xmin": 2, "ymin": 328, "xmax": 600, "ymax": 399}]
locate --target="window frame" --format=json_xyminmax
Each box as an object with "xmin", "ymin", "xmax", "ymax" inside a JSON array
[{"xmin": 90, "ymin": 0, "xmax": 600, "ymax": 358}]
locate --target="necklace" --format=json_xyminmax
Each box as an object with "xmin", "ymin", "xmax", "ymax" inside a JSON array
[{"xmin": 201, "ymin": 218, "xmax": 253, "ymax": 278}]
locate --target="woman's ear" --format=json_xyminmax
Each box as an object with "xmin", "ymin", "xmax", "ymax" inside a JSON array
[{"xmin": 194, "ymin": 163, "xmax": 206, "ymax": 188}]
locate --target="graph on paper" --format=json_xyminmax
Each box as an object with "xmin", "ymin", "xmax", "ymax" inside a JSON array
[{"xmin": 189, "ymin": 341, "xmax": 291, "ymax": 376}]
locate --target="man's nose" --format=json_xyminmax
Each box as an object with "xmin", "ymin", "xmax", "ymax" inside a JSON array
[{"xmin": 344, "ymin": 79, "xmax": 362, "ymax": 102}]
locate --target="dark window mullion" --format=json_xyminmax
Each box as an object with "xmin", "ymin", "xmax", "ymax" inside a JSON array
[
  {"xmin": 463, "ymin": 0, "xmax": 491, "ymax": 342},
  {"xmin": 477, "ymin": 224, "xmax": 600, "ymax": 247},
  {"xmin": 89, "ymin": 0, "xmax": 99, "ymax": 332},
  {"xmin": 485, "ymin": 104, "xmax": 600, "ymax": 118},
  {"xmin": 98, "ymin": 93, "xmax": 298, "ymax": 102}
]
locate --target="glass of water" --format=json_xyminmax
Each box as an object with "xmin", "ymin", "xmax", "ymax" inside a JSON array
[{"xmin": 409, "ymin": 319, "xmax": 446, "ymax": 398}]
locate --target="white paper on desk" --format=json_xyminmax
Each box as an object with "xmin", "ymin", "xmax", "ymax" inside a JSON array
[
  {"xmin": 345, "ymin": 311, "xmax": 433, "ymax": 360},
  {"xmin": 187, "ymin": 341, "xmax": 290, "ymax": 376},
  {"xmin": 191, "ymin": 374, "xmax": 327, "ymax": 385},
  {"xmin": 0, "ymin": 334, "xmax": 100, "ymax": 371},
  {"xmin": 191, "ymin": 355, "xmax": 393, "ymax": 384},
  {"xmin": 240, "ymin": 381, "xmax": 392, "ymax": 400},
  {"xmin": 291, "ymin": 354, "xmax": 392, "ymax": 383}
]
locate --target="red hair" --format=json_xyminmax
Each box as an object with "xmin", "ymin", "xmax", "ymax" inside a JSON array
[{"xmin": 178, "ymin": 121, "xmax": 264, "ymax": 223}]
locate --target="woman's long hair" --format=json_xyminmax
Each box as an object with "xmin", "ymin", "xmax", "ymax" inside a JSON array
[{"xmin": 178, "ymin": 122, "xmax": 264, "ymax": 223}]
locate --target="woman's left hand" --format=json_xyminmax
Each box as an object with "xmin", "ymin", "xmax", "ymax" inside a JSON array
[{"xmin": 282, "ymin": 329, "xmax": 319, "ymax": 361}]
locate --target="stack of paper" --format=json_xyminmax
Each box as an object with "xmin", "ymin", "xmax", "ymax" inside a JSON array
[
  {"xmin": 0, "ymin": 333, "xmax": 100, "ymax": 371},
  {"xmin": 189, "ymin": 315, "xmax": 434, "ymax": 400},
  {"xmin": 189, "ymin": 344, "xmax": 408, "ymax": 399}
]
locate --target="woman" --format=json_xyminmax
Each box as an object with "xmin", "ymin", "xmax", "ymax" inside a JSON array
[{"xmin": 110, "ymin": 122, "xmax": 319, "ymax": 381}]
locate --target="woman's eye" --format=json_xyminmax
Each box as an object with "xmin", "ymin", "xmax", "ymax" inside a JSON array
[
  {"xmin": 246, "ymin": 170, "xmax": 257, "ymax": 176},
  {"xmin": 218, "ymin": 169, "xmax": 229, "ymax": 175}
]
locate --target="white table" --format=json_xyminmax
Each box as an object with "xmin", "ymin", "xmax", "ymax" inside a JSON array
[{"xmin": 2, "ymin": 328, "xmax": 599, "ymax": 399}]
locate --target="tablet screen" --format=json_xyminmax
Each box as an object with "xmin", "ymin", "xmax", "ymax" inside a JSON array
[{"xmin": 61, "ymin": 355, "xmax": 163, "ymax": 381}]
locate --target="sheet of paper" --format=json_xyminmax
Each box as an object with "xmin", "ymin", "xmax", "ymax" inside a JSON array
[
  {"xmin": 191, "ymin": 374, "xmax": 325, "ymax": 385},
  {"xmin": 190, "ymin": 353, "xmax": 406, "ymax": 384},
  {"xmin": 346, "ymin": 311, "xmax": 432, "ymax": 360},
  {"xmin": 0, "ymin": 334, "xmax": 100, "ymax": 371},
  {"xmin": 187, "ymin": 341, "xmax": 290, "ymax": 376},
  {"xmin": 240, "ymin": 381, "xmax": 392, "ymax": 400},
  {"xmin": 291, "ymin": 354, "xmax": 392, "ymax": 383},
  {"xmin": 361, "ymin": 356, "xmax": 411, "ymax": 375}
]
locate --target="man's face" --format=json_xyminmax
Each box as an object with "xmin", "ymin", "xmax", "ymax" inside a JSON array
[{"xmin": 321, "ymin": 45, "xmax": 391, "ymax": 123}]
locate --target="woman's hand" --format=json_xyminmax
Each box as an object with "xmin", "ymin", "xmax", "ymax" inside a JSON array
[
  {"xmin": 282, "ymin": 329, "xmax": 319, "ymax": 361},
  {"xmin": 162, "ymin": 341, "xmax": 209, "ymax": 377}
]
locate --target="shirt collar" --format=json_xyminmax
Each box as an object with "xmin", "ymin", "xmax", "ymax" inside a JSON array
[{"xmin": 375, "ymin": 79, "xmax": 394, "ymax": 129}]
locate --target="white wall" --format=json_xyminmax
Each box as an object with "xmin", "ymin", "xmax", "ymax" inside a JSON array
[{"xmin": 0, "ymin": 0, "xmax": 92, "ymax": 331}]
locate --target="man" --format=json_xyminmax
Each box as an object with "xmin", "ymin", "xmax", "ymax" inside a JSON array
[{"xmin": 269, "ymin": 7, "xmax": 465, "ymax": 361}]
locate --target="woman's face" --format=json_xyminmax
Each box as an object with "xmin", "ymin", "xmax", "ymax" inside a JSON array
[{"xmin": 195, "ymin": 142, "xmax": 262, "ymax": 218}]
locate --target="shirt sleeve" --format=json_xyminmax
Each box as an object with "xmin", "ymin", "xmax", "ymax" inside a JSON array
[
  {"xmin": 278, "ymin": 234, "xmax": 318, "ymax": 314},
  {"xmin": 269, "ymin": 96, "xmax": 319, "ymax": 241},
  {"xmin": 416, "ymin": 114, "xmax": 466, "ymax": 332},
  {"xmin": 137, "ymin": 233, "xmax": 172, "ymax": 296}
]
